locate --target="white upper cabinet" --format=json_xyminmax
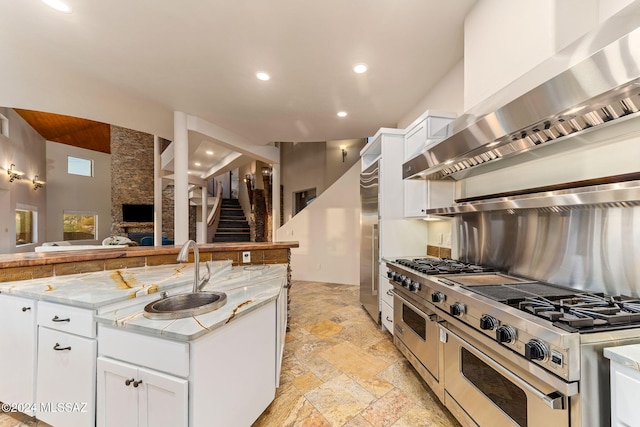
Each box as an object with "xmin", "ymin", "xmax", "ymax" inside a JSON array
[
  {"xmin": 403, "ymin": 111, "xmax": 456, "ymax": 218},
  {"xmin": 404, "ymin": 110, "xmax": 456, "ymax": 161}
]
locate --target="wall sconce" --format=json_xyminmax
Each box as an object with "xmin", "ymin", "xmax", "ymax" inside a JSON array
[
  {"xmin": 7, "ymin": 163, "xmax": 25, "ymax": 182},
  {"xmin": 340, "ymin": 146, "xmax": 347, "ymax": 162},
  {"xmin": 33, "ymin": 175, "xmax": 46, "ymax": 190}
]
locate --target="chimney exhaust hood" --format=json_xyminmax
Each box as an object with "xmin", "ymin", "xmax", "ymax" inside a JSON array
[{"xmin": 403, "ymin": 3, "xmax": 640, "ymax": 181}]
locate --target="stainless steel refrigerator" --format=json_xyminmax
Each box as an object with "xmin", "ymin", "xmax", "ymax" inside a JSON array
[{"xmin": 360, "ymin": 160, "xmax": 380, "ymax": 323}]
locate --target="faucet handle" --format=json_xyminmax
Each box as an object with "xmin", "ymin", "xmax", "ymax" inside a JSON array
[{"xmin": 198, "ymin": 261, "xmax": 211, "ymax": 290}]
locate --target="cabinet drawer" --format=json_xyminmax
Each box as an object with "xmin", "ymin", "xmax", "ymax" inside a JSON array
[
  {"xmin": 381, "ymin": 300, "xmax": 394, "ymax": 335},
  {"xmin": 380, "ymin": 275, "xmax": 394, "ymax": 307},
  {"xmin": 38, "ymin": 301, "xmax": 96, "ymax": 338},
  {"xmin": 98, "ymin": 325, "xmax": 190, "ymax": 378}
]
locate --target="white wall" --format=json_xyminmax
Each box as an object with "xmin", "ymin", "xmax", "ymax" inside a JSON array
[
  {"xmin": 398, "ymin": 61, "xmax": 465, "ymax": 129},
  {"xmin": 463, "ymin": 0, "xmax": 637, "ymax": 111},
  {"xmin": 0, "ymin": 108, "xmax": 47, "ymax": 253},
  {"xmin": 0, "ymin": 107, "xmax": 47, "ymax": 253},
  {"xmin": 280, "ymin": 141, "xmax": 327, "ymax": 223},
  {"xmin": 277, "ymin": 162, "xmax": 361, "ymax": 285},
  {"xmin": 45, "ymin": 141, "xmax": 111, "ymax": 243},
  {"xmin": 325, "ymin": 139, "xmax": 367, "ymax": 189}
]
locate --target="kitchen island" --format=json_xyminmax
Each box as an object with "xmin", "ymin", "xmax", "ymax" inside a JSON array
[{"xmin": 0, "ymin": 241, "xmax": 297, "ymax": 427}]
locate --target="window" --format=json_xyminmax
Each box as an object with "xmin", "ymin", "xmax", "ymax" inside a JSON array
[
  {"xmin": 293, "ymin": 188, "xmax": 316, "ymax": 216},
  {"xmin": 63, "ymin": 212, "xmax": 97, "ymax": 241},
  {"xmin": 68, "ymin": 156, "xmax": 93, "ymax": 177},
  {"xmin": 16, "ymin": 208, "xmax": 36, "ymax": 245}
]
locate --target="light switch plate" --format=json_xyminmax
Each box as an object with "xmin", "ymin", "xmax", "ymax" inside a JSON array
[{"xmin": 242, "ymin": 251, "xmax": 251, "ymax": 263}]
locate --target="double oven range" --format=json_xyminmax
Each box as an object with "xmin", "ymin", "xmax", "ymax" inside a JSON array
[{"xmin": 387, "ymin": 257, "xmax": 640, "ymax": 427}]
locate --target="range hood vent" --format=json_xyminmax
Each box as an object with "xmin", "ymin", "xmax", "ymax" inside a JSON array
[{"xmin": 403, "ymin": 5, "xmax": 640, "ymax": 180}]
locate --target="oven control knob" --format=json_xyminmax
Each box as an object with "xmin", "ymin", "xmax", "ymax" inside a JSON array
[
  {"xmin": 479, "ymin": 315, "xmax": 499, "ymax": 330},
  {"xmin": 402, "ymin": 277, "xmax": 412, "ymax": 288},
  {"xmin": 450, "ymin": 303, "xmax": 465, "ymax": 317},
  {"xmin": 525, "ymin": 340, "xmax": 548, "ymax": 361},
  {"xmin": 409, "ymin": 281, "xmax": 421, "ymax": 292},
  {"xmin": 495, "ymin": 325, "xmax": 517, "ymax": 344},
  {"xmin": 387, "ymin": 270, "xmax": 394, "ymax": 279},
  {"xmin": 431, "ymin": 292, "xmax": 446, "ymax": 303}
]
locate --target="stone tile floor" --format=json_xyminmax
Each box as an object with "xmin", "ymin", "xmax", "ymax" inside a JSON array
[
  {"xmin": 0, "ymin": 280, "xmax": 459, "ymax": 427},
  {"xmin": 253, "ymin": 281, "xmax": 460, "ymax": 427}
]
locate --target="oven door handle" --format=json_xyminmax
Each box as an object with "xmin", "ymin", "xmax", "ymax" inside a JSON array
[
  {"xmin": 444, "ymin": 326, "xmax": 568, "ymax": 410},
  {"xmin": 395, "ymin": 293, "xmax": 437, "ymax": 322}
]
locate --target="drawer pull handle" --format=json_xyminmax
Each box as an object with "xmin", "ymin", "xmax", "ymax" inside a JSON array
[
  {"xmin": 133, "ymin": 380, "xmax": 143, "ymax": 388},
  {"xmin": 386, "ymin": 290, "xmax": 394, "ymax": 296},
  {"xmin": 52, "ymin": 315, "xmax": 71, "ymax": 322},
  {"xmin": 22, "ymin": 307, "xmax": 31, "ymax": 312},
  {"xmin": 53, "ymin": 343, "xmax": 71, "ymax": 351},
  {"xmin": 125, "ymin": 378, "xmax": 135, "ymax": 386},
  {"xmin": 386, "ymin": 316, "xmax": 393, "ymax": 323}
]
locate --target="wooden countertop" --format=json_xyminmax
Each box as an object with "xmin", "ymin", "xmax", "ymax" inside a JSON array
[{"xmin": 0, "ymin": 241, "xmax": 299, "ymax": 269}]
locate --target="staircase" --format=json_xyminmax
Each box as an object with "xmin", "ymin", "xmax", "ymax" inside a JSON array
[{"xmin": 214, "ymin": 199, "xmax": 250, "ymax": 242}]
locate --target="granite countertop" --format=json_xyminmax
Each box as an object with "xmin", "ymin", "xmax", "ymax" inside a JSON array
[
  {"xmin": 0, "ymin": 261, "xmax": 235, "ymax": 310},
  {"xmin": 95, "ymin": 263, "xmax": 287, "ymax": 342},
  {"xmin": 604, "ymin": 345, "xmax": 640, "ymax": 371}
]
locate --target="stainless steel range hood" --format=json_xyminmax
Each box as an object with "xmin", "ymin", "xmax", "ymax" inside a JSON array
[{"xmin": 403, "ymin": 3, "xmax": 640, "ymax": 181}]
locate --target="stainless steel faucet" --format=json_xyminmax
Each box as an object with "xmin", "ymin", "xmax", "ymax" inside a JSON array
[{"xmin": 177, "ymin": 240, "xmax": 211, "ymax": 293}]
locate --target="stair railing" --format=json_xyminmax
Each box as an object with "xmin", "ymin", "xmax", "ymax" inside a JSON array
[{"xmin": 207, "ymin": 182, "xmax": 224, "ymax": 240}]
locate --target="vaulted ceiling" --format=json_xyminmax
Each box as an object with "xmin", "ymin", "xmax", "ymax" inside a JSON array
[{"xmin": 14, "ymin": 109, "xmax": 111, "ymax": 153}]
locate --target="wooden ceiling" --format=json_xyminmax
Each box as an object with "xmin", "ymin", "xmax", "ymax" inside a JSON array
[{"xmin": 15, "ymin": 109, "xmax": 111, "ymax": 154}]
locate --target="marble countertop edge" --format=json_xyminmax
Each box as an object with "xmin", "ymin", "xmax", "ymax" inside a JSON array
[{"xmin": 97, "ymin": 274, "xmax": 286, "ymax": 341}]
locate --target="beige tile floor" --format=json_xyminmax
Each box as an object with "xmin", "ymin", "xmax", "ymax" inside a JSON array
[
  {"xmin": 253, "ymin": 281, "xmax": 460, "ymax": 427},
  {"xmin": 0, "ymin": 280, "xmax": 459, "ymax": 427}
]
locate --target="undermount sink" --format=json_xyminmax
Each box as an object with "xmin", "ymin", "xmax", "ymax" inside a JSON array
[{"xmin": 143, "ymin": 291, "xmax": 227, "ymax": 320}]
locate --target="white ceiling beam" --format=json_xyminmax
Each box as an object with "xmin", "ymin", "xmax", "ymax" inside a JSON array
[
  {"xmin": 187, "ymin": 115, "xmax": 280, "ymax": 164},
  {"xmin": 161, "ymin": 171, "xmax": 207, "ymax": 187}
]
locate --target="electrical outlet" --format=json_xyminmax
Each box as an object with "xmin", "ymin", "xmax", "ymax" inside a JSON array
[{"xmin": 242, "ymin": 251, "xmax": 251, "ymax": 263}]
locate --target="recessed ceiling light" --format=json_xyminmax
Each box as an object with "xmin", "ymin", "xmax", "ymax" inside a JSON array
[
  {"xmin": 353, "ymin": 63, "xmax": 368, "ymax": 74},
  {"xmin": 41, "ymin": 0, "xmax": 72, "ymax": 13},
  {"xmin": 256, "ymin": 72, "xmax": 270, "ymax": 81},
  {"xmin": 205, "ymin": 150, "xmax": 214, "ymax": 155},
  {"xmin": 337, "ymin": 111, "xmax": 348, "ymax": 118},
  {"xmin": 194, "ymin": 162, "xmax": 201, "ymax": 166}
]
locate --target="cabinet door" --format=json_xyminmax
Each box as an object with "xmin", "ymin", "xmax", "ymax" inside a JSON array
[
  {"xmin": 0, "ymin": 295, "xmax": 36, "ymax": 414},
  {"xmin": 36, "ymin": 327, "xmax": 96, "ymax": 427},
  {"xmin": 138, "ymin": 367, "xmax": 188, "ymax": 427},
  {"xmin": 96, "ymin": 357, "xmax": 139, "ymax": 427},
  {"xmin": 404, "ymin": 179, "xmax": 428, "ymax": 217},
  {"xmin": 404, "ymin": 179, "xmax": 455, "ymax": 218},
  {"xmin": 404, "ymin": 120, "xmax": 427, "ymax": 161}
]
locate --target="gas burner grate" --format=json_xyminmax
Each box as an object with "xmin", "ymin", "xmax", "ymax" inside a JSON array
[{"xmin": 394, "ymin": 258, "xmax": 494, "ymax": 275}]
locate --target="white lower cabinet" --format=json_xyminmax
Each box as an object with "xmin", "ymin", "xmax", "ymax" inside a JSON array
[
  {"xmin": 36, "ymin": 326, "xmax": 96, "ymax": 427},
  {"xmin": 0, "ymin": 295, "xmax": 37, "ymax": 415},
  {"xmin": 96, "ymin": 357, "xmax": 188, "ymax": 427},
  {"xmin": 97, "ymin": 299, "xmax": 278, "ymax": 427}
]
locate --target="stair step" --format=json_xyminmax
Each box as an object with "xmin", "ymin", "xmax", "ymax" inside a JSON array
[
  {"xmin": 219, "ymin": 220, "xmax": 249, "ymax": 227},
  {"xmin": 214, "ymin": 235, "xmax": 250, "ymax": 242},
  {"xmin": 220, "ymin": 210, "xmax": 245, "ymax": 216}
]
